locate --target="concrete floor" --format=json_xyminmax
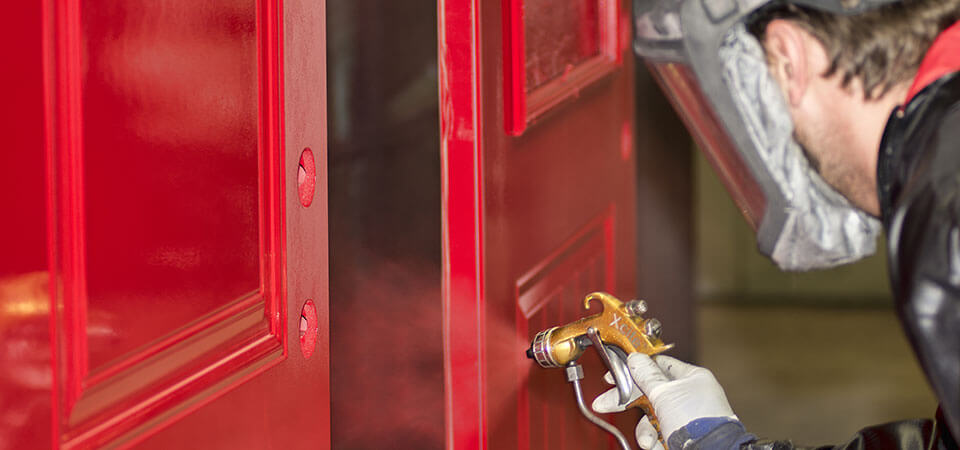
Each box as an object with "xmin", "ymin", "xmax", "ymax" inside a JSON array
[{"xmin": 698, "ymin": 303, "xmax": 938, "ymax": 446}]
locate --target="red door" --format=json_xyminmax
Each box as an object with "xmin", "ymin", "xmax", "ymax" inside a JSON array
[
  {"xmin": 1, "ymin": 0, "xmax": 329, "ymax": 448},
  {"xmin": 440, "ymin": 0, "xmax": 642, "ymax": 448}
]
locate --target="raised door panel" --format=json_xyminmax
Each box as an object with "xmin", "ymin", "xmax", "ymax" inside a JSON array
[
  {"xmin": 516, "ymin": 215, "xmax": 615, "ymax": 450},
  {"xmin": 38, "ymin": 0, "xmax": 329, "ymax": 448}
]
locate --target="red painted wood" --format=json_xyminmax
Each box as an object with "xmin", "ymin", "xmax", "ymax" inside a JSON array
[
  {"xmin": 137, "ymin": 0, "xmax": 331, "ymax": 446},
  {"xmin": 515, "ymin": 212, "xmax": 617, "ymax": 450},
  {"xmin": 78, "ymin": 0, "xmax": 263, "ymax": 373},
  {"xmin": 524, "ymin": 0, "xmax": 601, "ymax": 91},
  {"xmin": 439, "ymin": 0, "xmax": 486, "ymax": 447},
  {"xmin": 1, "ymin": 0, "xmax": 329, "ymax": 448},
  {"xmin": 441, "ymin": 0, "xmax": 640, "ymax": 448},
  {"xmin": 503, "ymin": 0, "xmax": 621, "ymax": 135},
  {"xmin": 648, "ymin": 62, "xmax": 766, "ymax": 230},
  {"xmin": 0, "ymin": 1, "xmax": 52, "ymax": 448}
]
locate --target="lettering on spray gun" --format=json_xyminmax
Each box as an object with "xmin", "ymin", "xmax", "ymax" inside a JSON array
[{"xmin": 609, "ymin": 313, "xmax": 645, "ymax": 350}]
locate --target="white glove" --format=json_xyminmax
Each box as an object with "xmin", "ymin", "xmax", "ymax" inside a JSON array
[
  {"xmin": 592, "ymin": 353, "xmax": 737, "ymax": 449},
  {"xmin": 634, "ymin": 416, "xmax": 665, "ymax": 450},
  {"xmin": 591, "ymin": 371, "xmax": 664, "ymax": 450}
]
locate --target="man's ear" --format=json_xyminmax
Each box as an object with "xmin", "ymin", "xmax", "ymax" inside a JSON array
[{"xmin": 763, "ymin": 19, "xmax": 811, "ymax": 106}]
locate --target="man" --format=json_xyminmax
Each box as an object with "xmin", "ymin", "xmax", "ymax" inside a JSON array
[{"xmin": 597, "ymin": 0, "xmax": 960, "ymax": 448}]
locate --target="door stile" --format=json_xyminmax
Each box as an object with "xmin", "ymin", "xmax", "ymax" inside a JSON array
[{"xmin": 439, "ymin": 0, "xmax": 487, "ymax": 448}]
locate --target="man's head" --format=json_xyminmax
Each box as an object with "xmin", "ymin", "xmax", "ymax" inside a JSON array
[{"xmin": 748, "ymin": 0, "xmax": 960, "ymax": 216}]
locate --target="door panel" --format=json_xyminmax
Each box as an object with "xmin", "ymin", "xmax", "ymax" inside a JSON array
[
  {"xmin": 80, "ymin": 0, "xmax": 262, "ymax": 372},
  {"xmin": 441, "ymin": 0, "xmax": 640, "ymax": 448},
  {"xmin": 523, "ymin": 0, "xmax": 601, "ymax": 90},
  {"xmin": 504, "ymin": 0, "xmax": 621, "ymax": 134},
  {"xmin": 516, "ymin": 214, "xmax": 615, "ymax": 450},
  {"xmin": 6, "ymin": 0, "xmax": 332, "ymax": 447}
]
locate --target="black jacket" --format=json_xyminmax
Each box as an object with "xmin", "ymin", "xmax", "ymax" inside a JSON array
[
  {"xmin": 687, "ymin": 72, "xmax": 960, "ymax": 450},
  {"xmin": 759, "ymin": 71, "xmax": 960, "ymax": 450},
  {"xmin": 874, "ymin": 70, "xmax": 960, "ymax": 448}
]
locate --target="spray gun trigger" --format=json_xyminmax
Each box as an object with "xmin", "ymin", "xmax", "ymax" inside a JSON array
[
  {"xmin": 606, "ymin": 346, "xmax": 634, "ymax": 406},
  {"xmin": 585, "ymin": 327, "xmax": 634, "ymax": 406},
  {"xmin": 575, "ymin": 334, "xmax": 593, "ymax": 349}
]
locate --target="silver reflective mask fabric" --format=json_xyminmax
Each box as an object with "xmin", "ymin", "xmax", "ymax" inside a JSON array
[{"xmin": 718, "ymin": 23, "xmax": 882, "ymax": 271}]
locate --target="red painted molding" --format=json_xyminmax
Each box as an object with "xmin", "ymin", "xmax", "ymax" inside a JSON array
[
  {"xmin": 439, "ymin": 0, "xmax": 487, "ymax": 448},
  {"xmin": 503, "ymin": 0, "xmax": 622, "ymax": 135},
  {"xmin": 46, "ymin": 0, "xmax": 88, "ymax": 414}
]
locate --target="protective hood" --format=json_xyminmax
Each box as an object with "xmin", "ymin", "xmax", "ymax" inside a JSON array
[{"xmin": 634, "ymin": 0, "xmax": 896, "ymax": 271}]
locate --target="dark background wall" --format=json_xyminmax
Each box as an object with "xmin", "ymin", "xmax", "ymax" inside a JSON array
[
  {"xmin": 327, "ymin": 1, "xmax": 444, "ymax": 449},
  {"xmin": 634, "ymin": 64, "xmax": 696, "ymax": 362}
]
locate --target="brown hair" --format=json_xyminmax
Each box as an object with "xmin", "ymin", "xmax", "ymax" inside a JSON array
[{"xmin": 748, "ymin": 0, "xmax": 960, "ymax": 99}]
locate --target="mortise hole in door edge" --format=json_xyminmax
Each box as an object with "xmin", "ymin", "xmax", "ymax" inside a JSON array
[
  {"xmin": 298, "ymin": 148, "xmax": 316, "ymax": 207},
  {"xmin": 300, "ymin": 299, "xmax": 318, "ymax": 358}
]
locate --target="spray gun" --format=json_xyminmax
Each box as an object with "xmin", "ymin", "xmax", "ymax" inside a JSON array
[{"xmin": 525, "ymin": 292, "xmax": 673, "ymax": 450}]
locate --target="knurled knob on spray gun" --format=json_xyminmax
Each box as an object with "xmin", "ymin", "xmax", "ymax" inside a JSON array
[
  {"xmin": 644, "ymin": 318, "xmax": 662, "ymax": 339},
  {"xmin": 625, "ymin": 299, "xmax": 648, "ymax": 316}
]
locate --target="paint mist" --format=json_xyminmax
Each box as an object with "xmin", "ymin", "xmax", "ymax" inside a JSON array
[{"xmin": 327, "ymin": 0, "xmax": 444, "ymax": 446}]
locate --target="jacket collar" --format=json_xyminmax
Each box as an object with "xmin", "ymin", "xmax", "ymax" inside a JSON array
[
  {"xmin": 904, "ymin": 20, "xmax": 960, "ymax": 104},
  {"xmin": 878, "ymin": 21, "xmax": 960, "ymax": 222}
]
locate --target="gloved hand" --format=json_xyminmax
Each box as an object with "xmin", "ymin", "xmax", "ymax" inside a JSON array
[{"xmin": 593, "ymin": 353, "xmax": 740, "ymax": 450}]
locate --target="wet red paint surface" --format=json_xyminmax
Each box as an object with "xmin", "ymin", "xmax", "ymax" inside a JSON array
[
  {"xmin": 3, "ymin": 0, "xmax": 330, "ymax": 447},
  {"xmin": 80, "ymin": 0, "xmax": 261, "ymax": 370},
  {"xmin": 524, "ymin": 0, "xmax": 600, "ymax": 90}
]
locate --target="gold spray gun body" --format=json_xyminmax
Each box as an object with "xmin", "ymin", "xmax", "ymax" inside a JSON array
[{"xmin": 526, "ymin": 292, "xmax": 673, "ymax": 450}]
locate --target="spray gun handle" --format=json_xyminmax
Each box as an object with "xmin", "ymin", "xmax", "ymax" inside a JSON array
[
  {"xmin": 585, "ymin": 335, "xmax": 667, "ymax": 449},
  {"xmin": 586, "ymin": 327, "xmax": 634, "ymax": 403}
]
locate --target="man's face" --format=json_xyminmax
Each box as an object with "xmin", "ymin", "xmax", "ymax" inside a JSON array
[
  {"xmin": 762, "ymin": 20, "xmax": 896, "ymax": 217},
  {"xmin": 790, "ymin": 85, "xmax": 877, "ymax": 213}
]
